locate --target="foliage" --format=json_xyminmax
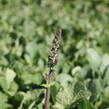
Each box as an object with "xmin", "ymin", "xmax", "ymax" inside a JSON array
[{"xmin": 0, "ymin": 0, "xmax": 109, "ymax": 109}]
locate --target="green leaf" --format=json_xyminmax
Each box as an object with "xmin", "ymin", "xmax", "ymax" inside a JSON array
[
  {"xmin": 56, "ymin": 86, "xmax": 74, "ymax": 107},
  {"xmin": 21, "ymin": 71, "xmax": 43, "ymax": 85},
  {"xmin": 100, "ymin": 54, "xmax": 109, "ymax": 73},
  {"xmin": 53, "ymin": 102, "xmax": 64, "ymax": 109},
  {"xmin": 51, "ymin": 82, "xmax": 60, "ymax": 104},
  {"xmin": 104, "ymin": 68, "xmax": 109, "ymax": 85},
  {"xmin": 87, "ymin": 48, "xmax": 101, "ymax": 71},
  {"xmin": 67, "ymin": 98, "xmax": 96, "ymax": 109},
  {"xmin": 73, "ymin": 81, "xmax": 86, "ymax": 95},
  {"xmin": 102, "ymin": 87, "xmax": 109, "ymax": 103},
  {"xmin": 0, "ymin": 76, "xmax": 8, "ymax": 92},
  {"xmin": 25, "ymin": 41, "xmax": 37, "ymax": 64},
  {"xmin": 88, "ymin": 79, "xmax": 103, "ymax": 102},
  {"xmin": 56, "ymin": 73, "xmax": 73, "ymax": 87},
  {"xmin": 56, "ymin": 81, "xmax": 91, "ymax": 107},
  {"xmin": 72, "ymin": 66, "xmax": 82, "ymax": 76},
  {"xmin": 0, "ymin": 92, "xmax": 12, "ymax": 109},
  {"xmin": 5, "ymin": 68, "xmax": 16, "ymax": 89},
  {"xmin": 41, "ymin": 82, "xmax": 55, "ymax": 88},
  {"xmin": 78, "ymin": 98, "xmax": 96, "ymax": 109},
  {"xmin": 7, "ymin": 81, "xmax": 18, "ymax": 96}
]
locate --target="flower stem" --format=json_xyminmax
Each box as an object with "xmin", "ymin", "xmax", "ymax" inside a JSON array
[{"xmin": 43, "ymin": 70, "xmax": 52, "ymax": 109}]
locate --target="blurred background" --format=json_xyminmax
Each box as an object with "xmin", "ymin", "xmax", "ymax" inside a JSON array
[{"xmin": 0, "ymin": 0, "xmax": 109, "ymax": 109}]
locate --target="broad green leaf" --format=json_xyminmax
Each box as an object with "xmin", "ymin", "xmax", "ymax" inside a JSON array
[
  {"xmin": 62, "ymin": 63, "xmax": 71, "ymax": 74},
  {"xmin": 21, "ymin": 71, "xmax": 43, "ymax": 85},
  {"xmin": 56, "ymin": 86, "xmax": 74, "ymax": 106},
  {"xmin": 0, "ymin": 56, "xmax": 8, "ymax": 66},
  {"xmin": 102, "ymin": 87, "xmax": 109, "ymax": 103},
  {"xmin": 100, "ymin": 54, "xmax": 109, "ymax": 73},
  {"xmin": 25, "ymin": 41, "xmax": 37, "ymax": 64},
  {"xmin": 0, "ymin": 76, "xmax": 8, "ymax": 92},
  {"xmin": 87, "ymin": 48, "xmax": 101, "ymax": 71},
  {"xmin": 72, "ymin": 66, "xmax": 82, "ymax": 76},
  {"xmin": 56, "ymin": 81, "xmax": 91, "ymax": 107},
  {"xmin": 0, "ymin": 92, "xmax": 12, "ymax": 109},
  {"xmin": 78, "ymin": 98, "xmax": 95, "ymax": 109},
  {"xmin": 56, "ymin": 73, "xmax": 73, "ymax": 87},
  {"xmin": 74, "ymin": 81, "xmax": 86, "ymax": 95},
  {"xmin": 5, "ymin": 68, "xmax": 16, "ymax": 89},
  {"xmin": 87, "ymin": 79, "xmax": 103, "ymax": 102},
  {"xmin": 51, "ymin": 82, "xmax": 60, "ymax": 104},
  {"xmin": 104, "ymin": 68, "xmax": 109, "ymax": 85},
  {"xmin": 53, "ymin": 102, "xmax": 64, "ymax": 109},
  {"xmin": 7, "ymin": 81, "xmax": 18, "ymax": 96},
  {"xmin": 67, "ymin": 98, "xmax": 95, "ymax": 109}
]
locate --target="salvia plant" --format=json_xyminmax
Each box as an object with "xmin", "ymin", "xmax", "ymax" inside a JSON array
[{"xmin": 43, "ymin": 29, "xmax": 62, "ymax": 109}]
